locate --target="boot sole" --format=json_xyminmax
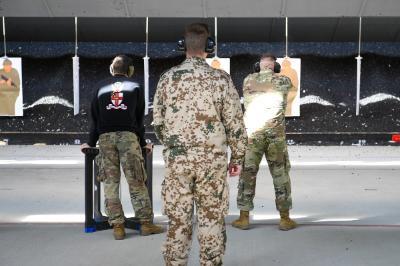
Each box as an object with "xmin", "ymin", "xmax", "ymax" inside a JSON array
[
  {"xmin": 279, "ymin": 225, "xmax": 297, "ymax": 231},
  {"xmin": 114, "ymin": 235, "xmax": 125, "ymax": 240},
  {"xmin": 232, "ymin": 224, "xmax": 250, "ymax": 230},
  {"xmin": 140, "ymin": 230, "xmax": 163, "ymax": 236}
]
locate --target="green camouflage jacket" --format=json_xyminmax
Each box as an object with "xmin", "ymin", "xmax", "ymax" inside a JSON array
[{"xmin": 242, "ymin": 68, "xmax": 292, "ymax": 138}]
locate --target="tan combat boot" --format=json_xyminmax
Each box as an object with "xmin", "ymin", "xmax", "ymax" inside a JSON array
[
  {"xmin": 279, "ymin": 211, "xmax": 297, "ymax": 231},
  {"xmin": 140, "ymin": 222, "xmax": 164, "ymax": 236},
  {"xmin": 232, "ymin": 210, "xmax": 250, "ymax": 230},
  {"xmin": 113, "ymin": 223, "xmax": 126, "ymax": 240}
]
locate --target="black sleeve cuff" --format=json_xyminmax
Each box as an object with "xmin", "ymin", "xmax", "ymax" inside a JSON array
[{"xmin": 87, "ymin": 135, "xmax": 98, "ymax": 147}]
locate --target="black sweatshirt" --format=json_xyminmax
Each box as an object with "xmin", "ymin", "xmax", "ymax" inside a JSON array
[{"xmin": 88, "ymin": 76, "xmax": 146, "ymax": 148}]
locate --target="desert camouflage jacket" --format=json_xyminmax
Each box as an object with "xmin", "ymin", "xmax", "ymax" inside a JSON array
[{"xmin": 153, "ymin": 57, "xmax": 247, "ymax": 165}]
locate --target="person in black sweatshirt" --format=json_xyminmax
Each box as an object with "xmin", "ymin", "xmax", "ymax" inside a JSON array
[{"xmin": 81, "ymin": 55, "xmax": 163, "ymax": 240}]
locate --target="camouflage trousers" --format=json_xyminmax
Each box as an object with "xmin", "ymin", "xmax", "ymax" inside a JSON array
[
  {"xmin": 97, "ymin": 131, "xmax": 153, "ymax": 225},
  {"xmin": 237, "ymin": 131, "xmax": 292, "ymax": 212},
  {"xmin": 161, "ymin": 147, "xmax": 229, "ymax": 266}
]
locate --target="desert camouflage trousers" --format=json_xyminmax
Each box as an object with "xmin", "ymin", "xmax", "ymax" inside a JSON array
[
  {"xmin": 161, "ymin": 147, "xmax": 229, "ymax": 266},
  {"xmin": 237, "ymin": 129, "xmax": 292, "ymax": 212},
  {"xmin": 97, "ymin": 131, "xmax": 153, "ymax": 225}
]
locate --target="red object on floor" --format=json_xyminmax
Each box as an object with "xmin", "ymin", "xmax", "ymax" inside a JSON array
[{"xmin": 392, "ymin": 134, "xmax": 400, "ymax": 142}]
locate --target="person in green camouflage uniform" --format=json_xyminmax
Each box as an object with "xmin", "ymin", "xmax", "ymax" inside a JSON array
[
  {"xmin": 81, "ymin": 55, "xmax": 163, "ymax": 240},
  {"xmin": 153, "ymin": 23, "xmax": 247, "ymax": 266},
  {"xmin": 232, "ymin": 54, "xmax": 297, "ymax": 231}
]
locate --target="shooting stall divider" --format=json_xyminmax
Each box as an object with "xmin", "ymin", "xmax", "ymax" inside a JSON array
[
  {"xmin": 83, "ymin": 146, "xmax": 153, "ymax": 233},
  {"xmin": 356, "ymin": 16, "xmax": 363, "ymax": 116},
  {"xmin": 73, "ymin": 17, "xmax": 79, "ymax": 116},
  {"xmin": 144, "ymin": 17, "xmax": 150, "ymax": 115}
]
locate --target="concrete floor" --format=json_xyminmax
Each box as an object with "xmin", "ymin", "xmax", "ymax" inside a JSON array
[
  {"xmin": 0, "ymin": 145, "xmax": 399, "ymax": 265},
  {"xmin": 1, "ymin": 223, "xmax": 399, "ymax": 266}
]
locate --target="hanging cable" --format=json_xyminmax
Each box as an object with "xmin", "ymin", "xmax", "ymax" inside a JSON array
[
  {"xmin": 214, "ymin": 17, "xmax": 218, "ymax": 57},
  {"xmin": 145, "ymin": 17, "xmax": 149, "ymax": 57},
  {"xmin": 358, "ymin": 17, "xmax": 362, "ymax": 57},
  {"xmin": 2, "ymin": 16, "xmax": 6, "ymax": 57},
  {"xmin": 355, "ymin": 17, "xmax": 363, "ymax": 116},
  {"xmin": 285, "ymin": 17, "xmax": 288, "ymax": 58},
  {"xmin": 75, "ymin": 17, "xmax": 78, "ymax": 56}
]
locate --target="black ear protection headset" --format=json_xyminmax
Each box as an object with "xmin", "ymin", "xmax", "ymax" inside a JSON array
[
  {"xmin": 177, "ymin": 37, "xmax": 216, "ymax": 53},
  {"xmin": 110, "ymin": 55, "xmax": 135, "ymax": 78},
  {"xmin": 253, "ymin": 61, "xmax": 281, "ymax": 73}
]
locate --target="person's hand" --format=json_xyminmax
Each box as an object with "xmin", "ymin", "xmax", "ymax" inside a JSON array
[
  {"xmin": 144, "ymin": 143, "xmax": 153, "ymax": 154},
  {"xmin": 6, "ymin": 79, "xmax": 12, "ymax": 87},
  {"xmin": 228, "ymin": 163, "xmax": 241, "ymax": 177},
  {"xmin": 80, "ymin": 143, "xmax": 91, "ymax": 153},
  {"xmin": 0, "ymin": 80, "xmax": 5, "ymax": 84}
]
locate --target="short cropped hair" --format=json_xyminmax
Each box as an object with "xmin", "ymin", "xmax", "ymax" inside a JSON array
[
  {"xmin": 111, "ymin": 55, "xmax": 132, "ymax": 74},
  {"xmin": 184, "ymin": 23, "xmax": 209, "ymax": 53},
  {"xmin": 260, "ymin": 53, "xmax": 277, "ymax": 61},
  {"xmin": 3, "ymin": 59, "xmax": 12, "ymax": 66}
]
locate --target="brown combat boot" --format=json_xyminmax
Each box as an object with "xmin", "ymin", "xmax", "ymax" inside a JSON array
[
  {"xmin": 232, "ymin": 210, "xmax": 250, "ymax": 230},
  {"xmin": 113, "ymin": 223, "xmax": 126, "ymax": 240},
  {"xmin": 279, "ymin": 211, "xmax": 297, "ymax": 231},
  {"xmin": 140, "ymin": 222, "xmax": 164, "ymax": 236}
]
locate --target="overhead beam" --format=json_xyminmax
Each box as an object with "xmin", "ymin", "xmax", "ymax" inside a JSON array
[
  {"xmin": 1, "ymin": 0, "xmax": 400, "ymax": 17},
  {"xmin": 3, "ymin": 17, "xmax": 400, "ymax": 42}
]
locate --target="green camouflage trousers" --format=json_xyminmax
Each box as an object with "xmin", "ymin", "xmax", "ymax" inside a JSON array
[
  {"xmin": 161, "ymin": 147, "xmax": 229, "ymax": 266},
  {"xmin": 97, "ymin": 131, "xmax": 153, "ymax": 225},
  {"xmin": 237, "ymin": 130, "xmax": 292, "ymax": 212}
]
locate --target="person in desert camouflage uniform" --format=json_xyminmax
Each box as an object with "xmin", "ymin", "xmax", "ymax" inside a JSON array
[
  {"xmin": 232, "ymin": 54, "xmax": 297, "ymax": 231},
  {"xmin": 153, "ymin": 23, "xmax": 247, "ymax": 266}
]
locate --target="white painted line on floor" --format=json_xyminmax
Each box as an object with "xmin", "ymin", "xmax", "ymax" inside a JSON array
[
  {"xmin": 313, "ymin": 217, "xmax": 360, "ymax": 222},
  {"xmin": 291, "ymin": 161, "xmax": 400, "ymax": 167},
  {"xmin": 252, "ymin": 214, "xmax": 308, "ymax": 220},
  {"xmin": 21, "ymin": 214, "xmax": 85, "ymax": 223},
  {"xmin": 0, "ymin": 160, "xmax": 82, "ymax": 165},
  {"xmin": 0, "ymin": 159, "xmax": 399, "ymax": 169},
  {"xmin": 18, "ymin": 214, "xmax": 165, "ymax": 223},
  {"xmin": 153, "ymin": 160, "xmax": 400, "ymax": 167}
]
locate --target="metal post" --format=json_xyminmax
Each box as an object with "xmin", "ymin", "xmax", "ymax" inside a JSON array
[
  {"xmin": 93, "ymin": 162, "xmax": 102, "ymax": 220},
  {"xmin": 144, "ymin": 17, "xmax": 150, "ymax": 115},
  {"xmin": 355, "ymin": 55, "xmax": 362, "ymax": 116},
  {"xmin": 73, "ymin": 17, "xmax": 80, "ymax": 116},
  {"xmin": 84, "ymin": 151, "xmax": 95, "ymax": 233},
  {"xmin": 145, "ymin": 149, "xmax": 153, "ymax": 206},
  {"xmin": 356, "ymin": 17, "xmax": 363, "ymax": 116}
]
